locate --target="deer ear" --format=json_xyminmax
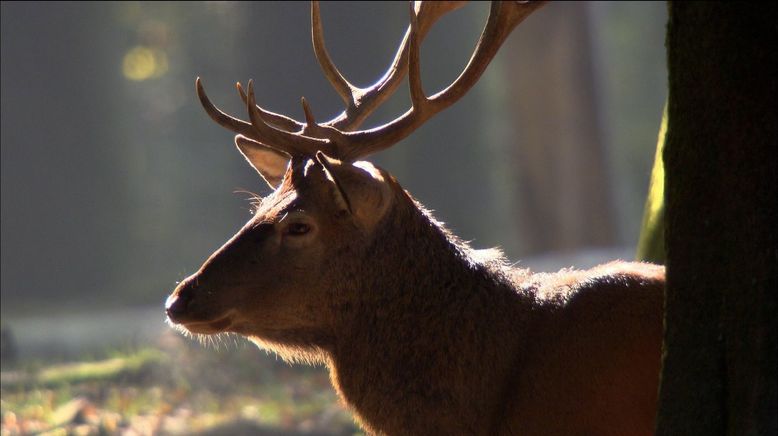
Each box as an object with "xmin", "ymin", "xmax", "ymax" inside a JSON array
[
  {"xmin": 315, "ymin": 151, "xmax": 392, "ymax": 231},
  {"xmin": 235, "ymin": 135, "xmax": 291, "ymax": 189}
]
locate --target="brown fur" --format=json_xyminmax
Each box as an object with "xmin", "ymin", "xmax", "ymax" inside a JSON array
[{"xmin": 166, "ymin": 156, "xmax": 664, "ymax": 435}]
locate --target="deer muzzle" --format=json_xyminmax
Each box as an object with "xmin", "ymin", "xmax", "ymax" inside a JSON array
[{"xmin": 165, "ymin": 276, "xmax": 234, "ymax": 334}]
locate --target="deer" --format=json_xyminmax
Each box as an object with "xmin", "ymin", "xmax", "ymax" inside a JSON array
[{"xmin": 165, "ymin": 2, "xmax": 665, "ymax": 435}]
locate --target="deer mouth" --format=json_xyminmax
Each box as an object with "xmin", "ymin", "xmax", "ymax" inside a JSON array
[{"xmin": 176, "ymin": 314, "xmax": 234, "ymax": 335}]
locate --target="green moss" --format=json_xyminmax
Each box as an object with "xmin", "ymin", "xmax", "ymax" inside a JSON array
[{"xmin": 636, "ymin": 103, "xmax": 667, "ymax": 264}]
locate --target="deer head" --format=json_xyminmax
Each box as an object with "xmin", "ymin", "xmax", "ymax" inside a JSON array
[{"xmin": 165, "ymin": 1, "xmax": 545, "ymax": 361}]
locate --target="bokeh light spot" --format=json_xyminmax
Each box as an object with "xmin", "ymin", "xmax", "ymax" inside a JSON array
[{"xmin": 122, "ymin": 46, "xmax": 169, "ymax": 81}]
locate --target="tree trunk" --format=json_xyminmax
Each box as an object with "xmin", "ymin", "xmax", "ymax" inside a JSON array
[{"xmin": 657, "ymin": 3, "xmax": 777, "ymax": 436}]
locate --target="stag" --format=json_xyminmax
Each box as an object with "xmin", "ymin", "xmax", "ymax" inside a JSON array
[{"xmin": 165, "ymin": 2, "xmax": 664, "ymax": 434}]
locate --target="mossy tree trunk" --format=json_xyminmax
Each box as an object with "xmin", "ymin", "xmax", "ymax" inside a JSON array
[
  {"xmin": 657, "ymin": 2, "xmax": 777, "ymax": 436},
  {"xmin": 636, "ymin": 104, "xmax": 666, "ymax": 264}
]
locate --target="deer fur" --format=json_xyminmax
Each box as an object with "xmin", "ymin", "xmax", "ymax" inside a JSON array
[{"xmin": 167, "ymin": 155, "xmax": 664, "ymax": 435}]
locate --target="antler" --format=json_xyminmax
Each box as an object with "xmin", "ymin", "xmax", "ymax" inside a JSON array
[{"xmin": 197, "ymin": 1, "xmax": 545, "ymax": 161}]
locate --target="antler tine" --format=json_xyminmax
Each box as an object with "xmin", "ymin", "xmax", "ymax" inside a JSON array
[
  {"xmin": 311, "ymin": 0, "xmax": 354, "ymax": 106},
  {"xmin": 313, "ymin": 1, "xmax": 467, "ymax": 132},
  {"xmin": 235, "ymin": 82, "xmax": 306, "ymax": 132},
  {"xmin": 245, "ymin": 80, "xmax": 330, "ymax": 157},
  {"xmin": 337, "ymin": 1, "xmax": 546, "ymax": 161},
  {"xmin": 407, "ymin": 2, "xmax": 427, "ymax": 113},
  {"xmin": 198, "ymin": 77, "xmax": 313, "ymax": 150},
  {"xmin": 301, "ymin": 97, "xmax": 317, "ymax": 126},
  {"xmin": 196, "ymin": 77, "xmax": 256, "ymax": 138},
  {"xmin": 429, "ymin": 1, "xmax": 544, "ymax": 108}
]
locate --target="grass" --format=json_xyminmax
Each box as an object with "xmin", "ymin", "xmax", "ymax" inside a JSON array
[
  {"xmin": 1, "ymin": 333, "xmax": 359, "ymax": 435},
  {"xmin": 2, "ymin": 349, "xmax": 167, "ymax": 389}
]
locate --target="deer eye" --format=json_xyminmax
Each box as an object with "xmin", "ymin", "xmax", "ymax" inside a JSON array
[{"xmin": 285, "ymin": 222, "xmax": 311, "ymax": 236}]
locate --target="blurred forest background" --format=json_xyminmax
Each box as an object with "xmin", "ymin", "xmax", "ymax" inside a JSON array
[{"xmin": 1, "ymin": 2, "xmax": 667, "ymax": 434}]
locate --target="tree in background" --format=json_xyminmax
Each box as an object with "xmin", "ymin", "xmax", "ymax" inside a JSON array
[
  {"xmin": 656, "ymin": 3, "xmax": 777, "ymax": 435},
  {"xmin": 504, "ymin": 1, "xmax": 616, "ymax": 255}
]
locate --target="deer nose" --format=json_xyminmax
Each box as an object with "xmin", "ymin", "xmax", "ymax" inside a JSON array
[{"xmin": 165, "ymin": 280, "xmax": 194, "ymax": 322}]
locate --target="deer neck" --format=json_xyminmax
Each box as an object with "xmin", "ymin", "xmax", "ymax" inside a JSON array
[{"xmin": 324, "ymin": 199, "xmax": 535, "ymax": 434}]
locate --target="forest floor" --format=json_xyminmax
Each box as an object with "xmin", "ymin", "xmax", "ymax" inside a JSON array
[{"xmin": 0, "ymin": 329, "xmax": 358, "ymax": 435}]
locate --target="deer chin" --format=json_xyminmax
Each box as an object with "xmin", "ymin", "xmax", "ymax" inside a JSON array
[
  {"xmin": 176, "ymin": 313, "xmax": 234, "ymax": 335},
  {"xmin": 247, "ymin": 334, "xmax": 328, "ymax": 366}
]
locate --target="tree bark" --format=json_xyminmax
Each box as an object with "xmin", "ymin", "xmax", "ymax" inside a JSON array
[{"xmin": 657, "ymin": 3, "xmax": 777, "ymax": 436}]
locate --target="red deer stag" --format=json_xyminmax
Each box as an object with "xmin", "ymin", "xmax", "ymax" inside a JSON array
[{"xmin": 165, "ymin": 2, "xmax": 665, "ymax": 435}]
